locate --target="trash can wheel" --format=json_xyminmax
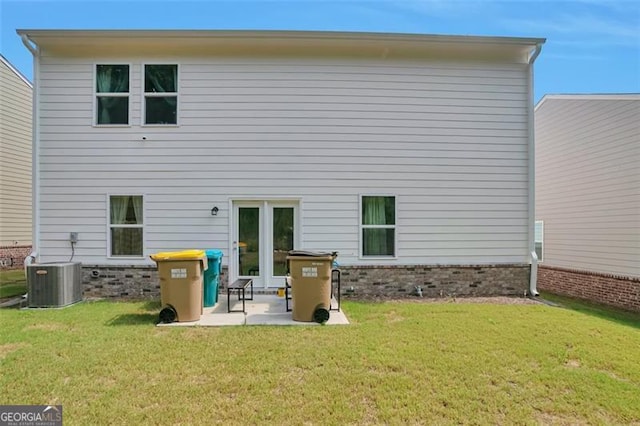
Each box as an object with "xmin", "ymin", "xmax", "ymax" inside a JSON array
[
  {"xmin": 313, "ymin": 307, "xmax": 330, "ymax": 324},
  {"xmin": 159, "ymin": 306, "xmax": 177, "ymax": 323}
]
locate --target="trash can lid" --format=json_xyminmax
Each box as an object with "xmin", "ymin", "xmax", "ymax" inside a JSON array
[
  {"xmin": 287, "ymin": 250, "xmax": 337, "ymax": 257},
  {"xmin": 205, "ymin": 249, "xmax": 224, "ymax": 259},
  {"xmin": 150, "ymin": 249, "xmax": 206, "ymax": 261}
]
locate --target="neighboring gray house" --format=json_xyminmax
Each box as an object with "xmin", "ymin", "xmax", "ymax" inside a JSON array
[
  {"xmin": 535, "ymin": 94, "xmax": 640, "ymax": 311},
  {"xmin": 0, "ymin": 54, "xmax": 33, "ymax": 269},
  {"xmin": 18, "ymin": 29, "xmax": 544, "ymax": 299}
]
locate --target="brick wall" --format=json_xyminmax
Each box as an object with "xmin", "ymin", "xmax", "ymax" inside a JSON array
[
  {"xmin": 339, "ymin": 264, "xmax": 530, "ymax": 298},
  {"xmin": 82, "ymin": 265, "xmax": 158, "ymax": 299},
  {"xmin": 538, "ymin": 266, "xmax": 640, "ymax": 312},
  {"xmin": 82, "ymin": 265, "xmax": 229, "ymax": 300},
  {"xmin": 80, "ymin": 263, "xmax": 529, "ymax": 300},
  {"xmin": 0, "ymin": 245, "xmax": 32, "ymax": 270}
]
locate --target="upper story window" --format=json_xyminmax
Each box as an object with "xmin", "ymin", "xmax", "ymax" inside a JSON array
[
  {"xmin": 361, "ymin": 195, "xmax": 396, "ymax": 257},
  {"xmin": 144, "ymin": 64, "xmax": 178, "ymax": 125},
  {"xmin": 96, "ymin": 64, "xmax": 129, "ymax": 125}
]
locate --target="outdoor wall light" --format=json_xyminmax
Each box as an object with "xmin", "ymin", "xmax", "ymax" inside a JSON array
[{"xmin": 211, "ymin": 206, "xmax": 219, "ymax": 216}]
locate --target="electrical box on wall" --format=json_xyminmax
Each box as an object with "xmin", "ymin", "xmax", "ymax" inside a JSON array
[{"xmin": 69, "ymin": 232, "xmax": 78, "ymax": 243}]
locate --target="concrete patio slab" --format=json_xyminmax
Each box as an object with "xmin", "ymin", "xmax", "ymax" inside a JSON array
[{"xmin": 157, "ymin": 294, "xmax": 349, "ymax": 327}]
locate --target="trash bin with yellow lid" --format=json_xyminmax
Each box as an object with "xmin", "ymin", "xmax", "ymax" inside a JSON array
[
  {"xmin": 151, "ymin": 250, "xmax": 208, "ymax": 323},
  {"xmin": 287, "ymin": 250, "xmax": 335, "ymax": 322}
]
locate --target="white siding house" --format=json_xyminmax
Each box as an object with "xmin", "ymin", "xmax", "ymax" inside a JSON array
[
  {"xmin": 18, "ymin": 30, "xmax": 544, "ymax": 298},
  {"xmin": 0, "ymin": 54, "xmax": 33, "ymax": 268},
  {"xmin": 535, "ymin": 94, "xmax": 640, "ymax": 311}
]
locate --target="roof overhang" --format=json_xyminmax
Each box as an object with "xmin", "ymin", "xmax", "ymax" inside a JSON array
[
  {"xmin": 535, "ymin": 93, "xmax": 640, "ymax": 112},
  {"xmin": 16, "ymin": 30, "xmax": 545, "ymax": 63}
]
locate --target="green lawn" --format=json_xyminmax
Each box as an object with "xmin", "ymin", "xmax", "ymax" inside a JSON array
[
  {"xmin": 1, "ymin": 299, "xmax": 639, "ymax": 424},
  {"xmin": 0, "ymin": 269, "xmax": 27, "ymax": 299}
]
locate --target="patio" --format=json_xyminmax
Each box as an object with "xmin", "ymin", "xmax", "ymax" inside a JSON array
[{"xmin": 157, "ymin": 293, "xmax": 349, "ymax": 327}]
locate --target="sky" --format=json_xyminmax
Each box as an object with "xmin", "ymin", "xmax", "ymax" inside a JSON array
[{"xmin": 1, "ymin": 0, "xmax": 639, "ymax": 102}]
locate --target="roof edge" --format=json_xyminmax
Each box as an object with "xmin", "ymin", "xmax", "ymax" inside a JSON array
[
  {"xmin": 536, "ymin": 93, "xmax": 640, "ymax": 111},
  {"xmin": 0, "ymin": 54, "xmax": 32, "ymax": 88},
  {"xmin": 16, "ymin": 29, "xmax": 546, "ymax": 46}
]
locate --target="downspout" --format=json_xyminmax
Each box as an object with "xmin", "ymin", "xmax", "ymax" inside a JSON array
[
  {"xmin": 527, "ymin": 43, "xmax": 543, "ymax": 297},
  {"xmin": 21, "ymin": 34, "xmax": 40, "ymax": 264}
]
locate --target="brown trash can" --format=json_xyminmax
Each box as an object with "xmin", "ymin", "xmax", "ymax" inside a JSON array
[
  {"xmin": 287, "ymin": 252, "xmax": 334, "ymax": 322},
  {"xmin": 151, "ymin": 250, "xmax": 208, "ymax": 322}
]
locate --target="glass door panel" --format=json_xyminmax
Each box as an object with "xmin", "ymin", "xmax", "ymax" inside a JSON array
[
  {"xmin": 238, "ymin": 207, "xmax": 260, "ymax": 277},
  {"xmin": 272, "ymin": 207, "xmax": 294, "ymax": 277}
]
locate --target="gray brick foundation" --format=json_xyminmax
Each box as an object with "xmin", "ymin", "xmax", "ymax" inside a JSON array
[
  {"xmin": 340, "ymin": 264, "xmax": 531, "ymax": 298},
  {"xmin": 82, "ymin": 265, "xmax": 159, "ymax": 299},
  {"xmin": 81, "ymin": 264, "xmax": 529, "ymax": 300},
  {"xmin": 82, "ymin": 265, "xmax": 230, "ymax": 300}
]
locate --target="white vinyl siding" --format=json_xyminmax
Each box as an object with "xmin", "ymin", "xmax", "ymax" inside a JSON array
[
  {"xmin": 535, "ymin": 96, "xmax": 640, "ymax": 278},
  {"xmin": 36, "ymin": 54, "xmax": 530, "ymax": 266},
  {"xmin": 0, "ymin": 57, "xmax": 32, "ymax": 246}
]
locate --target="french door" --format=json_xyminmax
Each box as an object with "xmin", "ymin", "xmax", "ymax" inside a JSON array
[{"xmin": 233, "ymin": 200, "xmax": 299, "ymax": 288}]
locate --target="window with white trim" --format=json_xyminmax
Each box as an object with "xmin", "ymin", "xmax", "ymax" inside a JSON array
[
  {"xmin": 361, "ymin": 195, "xmax": 396, "ymax": 257},
  {"xmin": 535, "ymin": 220, "xmax": 544, "ymax": 262},
  {"xmin": 95, "ymin": 64, "xmax": 129, "ymax": 125},
  {"xmin": 144, "ymin": 64, "xmax": 178, "ymax": 125},
  {"xmin": 109, "ymin": 195, "xmax": 143, "ymax": 257}
]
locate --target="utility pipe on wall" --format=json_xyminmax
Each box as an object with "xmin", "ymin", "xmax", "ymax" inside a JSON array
[
  {"xmin": 527, "ymin": 42, "xmax": 543, "ymax": 297},
  {"xmin": 20, "ymin": 33, "xmax": 40, "ymax": 263}
]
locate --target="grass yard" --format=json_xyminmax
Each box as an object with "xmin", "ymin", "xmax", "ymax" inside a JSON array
[
  {"xmin": 1, "ymin": 299, "xmax": 639, "ymax": 425},
  {"xmin": 0, "ymin": 269, "xmax": 27, "ymax": 299}
]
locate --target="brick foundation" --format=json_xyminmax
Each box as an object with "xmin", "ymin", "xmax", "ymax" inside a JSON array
[
  {"xmin": 0, "ymin": 245, "xmax": 32, "ymax": 270},
  {"xmin": 340, "ymin": 264, "xmax": 530, "ymax": 298},
  {"xmin": 81, "ymin": 263, "xmax": 529, "ymax": 300},
  {"xmin": 82, "ymin": 265, "xmax": 230, "ymax": 300},
  {"xmin": 82, "ymin": 265, "xmax": 159, "ymax": 299},
  {"xmin": 538, "ymin": 266, "xmax": 640, "ymax": 312}
]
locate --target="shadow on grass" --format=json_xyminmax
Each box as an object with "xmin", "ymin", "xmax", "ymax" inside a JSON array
[
  {"xmin": 0, "ymin": 283, "xmax": 28, "ymax": 299},
  {"xmin": 541, "ymin": 292, "xmax": 640, "ymax": 330},
  {"xmin": 140, "ymin": 300, "xmax": 161, "ymax": 312},
  {"xmin": 106, "ymin": 313, "xmax": 158, "ymax": 326}
]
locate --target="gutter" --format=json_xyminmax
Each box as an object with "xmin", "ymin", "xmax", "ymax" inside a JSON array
[
  {"xmin": 527, "ymin": 43, "xmax": 543, "ymax": 297},
  {"xmin": 21, "ymin": 34, "xmax": 40, "ymax": 263}
]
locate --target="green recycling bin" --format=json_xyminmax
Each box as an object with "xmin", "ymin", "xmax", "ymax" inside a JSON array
[{"xmin": 204, "ymin": 249, "xmax": 224, "ymax": 307}]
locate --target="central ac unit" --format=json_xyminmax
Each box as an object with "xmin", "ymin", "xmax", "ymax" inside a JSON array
[{"xmin": 27, "ymin": 262, "xmax": 82, "ymax": 307}]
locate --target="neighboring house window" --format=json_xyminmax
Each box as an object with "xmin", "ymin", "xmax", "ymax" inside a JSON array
[
  {"xmin": 361, "ymin": 196, "xmax": 396, "ymax": 257},
  {"xmin": 96, "ymin": 64, "xmax": 129, "ymax": 125},
  {"xmin": 109, "ymin": 195, "xmax": 143, "ymax": 257},
  {"xmin": 144, "ymin": 64, "xmax": 178, "ymax": 125},
  {"xmin": 535, "ymin": 220, "xmax": 544, "ymax": 262}
]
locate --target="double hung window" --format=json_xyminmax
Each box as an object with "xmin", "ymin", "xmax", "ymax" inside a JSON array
[
  {"xmin": 96, "ymin": 65, "xmax": 129, "ymax": 125},
  {"xmin": 144, "ymin": 64, "xmax": 178, "ymax": 125},
  {"xmin": 109, "ymin": 195, "xmax": 143, "ymax": 257},
  {"xmin": 361, "ymin": 196, "xmax": 396, "ymax": 257}
]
